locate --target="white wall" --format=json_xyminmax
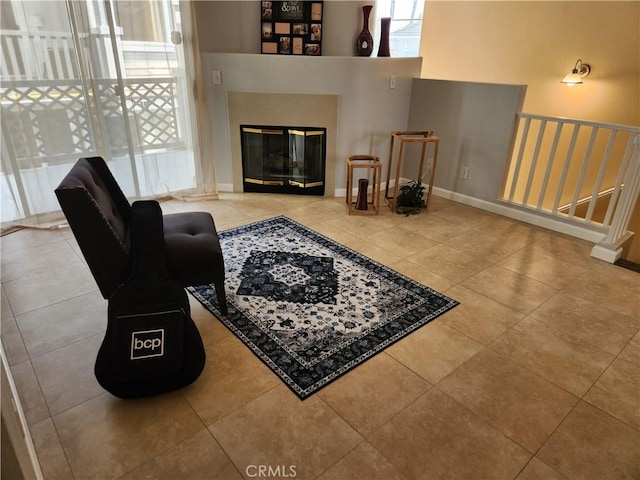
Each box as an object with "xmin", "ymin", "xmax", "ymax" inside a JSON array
[{"xmin": 202, "ymin": 53, "xmax": 422, "ymax": 193}]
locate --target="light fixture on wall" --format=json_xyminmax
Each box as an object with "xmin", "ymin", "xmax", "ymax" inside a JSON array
[{"xmin": 561, "ymin": 59, "xmax": 591, "ymax": 86}]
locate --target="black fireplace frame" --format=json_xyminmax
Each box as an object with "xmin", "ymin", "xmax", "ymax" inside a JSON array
[{"xmin": 240, "ymin": 124, "xmax": 326, "ymax": 196}]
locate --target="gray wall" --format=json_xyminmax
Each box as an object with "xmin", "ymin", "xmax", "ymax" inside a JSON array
[
  {"xmin": 408, "ymin": 79, "xmax": 526, "ymax": 202},
  {"xmin": 195, "ymin": 1, "xmax": 373, "ymax": 57}
]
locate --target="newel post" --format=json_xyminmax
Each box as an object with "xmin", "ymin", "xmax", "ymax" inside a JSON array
[{"xmin": 591, "ymin": 134, "xmax": 640, "ymax": 263}]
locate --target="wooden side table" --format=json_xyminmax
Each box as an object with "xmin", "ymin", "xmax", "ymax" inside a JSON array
[
  {"xmin": 384, "ymin": 131, "xmax": 439, "ymax": 212},
  {"xmin": 346, "ymin": 155, "xmax": 381, "ymax": 215}
]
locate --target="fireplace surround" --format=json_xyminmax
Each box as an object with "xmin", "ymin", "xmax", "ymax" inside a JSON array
[{"xmin": 240, "ymin": 125, "xmax": 326, "ymax": 195}]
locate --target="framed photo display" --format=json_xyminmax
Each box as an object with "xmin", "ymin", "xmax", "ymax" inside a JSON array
[{"xmin": 261, "ymin": 1, "xmax": 323, "ymax": 55}]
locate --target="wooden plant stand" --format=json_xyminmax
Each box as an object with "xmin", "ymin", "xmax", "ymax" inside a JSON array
[
  {"xmin": 384, "ymin": 131, "xmax": 439, "ymax": 212},
  {"xmin": 346, "ymin": 155, "xmax": 381, "ymax": 215}
]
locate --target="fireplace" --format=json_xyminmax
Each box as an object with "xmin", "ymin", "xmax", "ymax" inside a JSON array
[{"xmin": 240, "ymin": 125, "xmax": 326, "ymax": 195}]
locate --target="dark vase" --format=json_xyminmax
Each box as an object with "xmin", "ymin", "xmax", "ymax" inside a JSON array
[
  {"xmin": 356, "ymin": 5, "xmax": 374, "ymax": 57},
  {"xmin": 355, "ymin": 179, "xmax": 369, "ymax": 210},
  {"xmin": 377, "ymin": 17, "xmax": 391, "ymax": 57}
]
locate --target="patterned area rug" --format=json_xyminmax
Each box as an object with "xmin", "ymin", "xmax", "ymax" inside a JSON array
[{"xmin": 188, "ymin": 216, "xmax": 459, "ymax": 399}]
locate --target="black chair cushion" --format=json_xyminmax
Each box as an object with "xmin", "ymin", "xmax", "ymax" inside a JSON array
[{"xmin": 163, "ymin": 212, "xmax": 225, "ymax": 287}]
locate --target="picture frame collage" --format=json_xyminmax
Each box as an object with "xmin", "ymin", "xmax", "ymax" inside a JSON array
[{"xmin": 261, "ymin": 1, "xmax": 323, "ymax": 56}]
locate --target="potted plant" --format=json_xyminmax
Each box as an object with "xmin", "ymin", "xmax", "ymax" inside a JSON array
[{"xmin": 395, "ymin": 180, "xmax": 425, "ymax": 215}]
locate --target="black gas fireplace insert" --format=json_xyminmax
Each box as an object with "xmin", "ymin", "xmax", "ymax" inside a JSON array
[{"xmin": 240, "ymin": 125, "xmax": 326, "ymax": 195}]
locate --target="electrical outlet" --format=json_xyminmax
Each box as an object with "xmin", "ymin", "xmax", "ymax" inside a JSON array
[
  {"xmin": 389, "ymin": 75, "xmax": 396, "ymax": 89},
  {"xmin": 212, "ymin": 70, "xmax": 222, "ymax": 85},
  {"xmin": 461, "ymin": 166, "xmax": 469, "ymax": 179}
]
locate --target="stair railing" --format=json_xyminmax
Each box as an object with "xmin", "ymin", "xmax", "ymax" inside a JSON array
[{"xmin": 502, "ymin": 113, "xmax": 640, "ymax": 262}]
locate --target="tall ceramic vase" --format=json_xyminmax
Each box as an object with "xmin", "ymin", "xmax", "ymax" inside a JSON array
[
  {"xmin": 377, "ymin": 17, "xmax": 391, "ymax": 57},
  {"xmin": 356, "ymin": 5, "xmax": 374, "ymax": 57}
]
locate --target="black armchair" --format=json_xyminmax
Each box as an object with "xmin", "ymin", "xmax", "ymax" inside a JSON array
[{"xmin": 55, "ymin": 156, "xmax": 227, "ymax": 315}]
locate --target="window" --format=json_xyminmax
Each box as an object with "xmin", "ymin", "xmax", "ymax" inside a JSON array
[
  {"xmin": 115, "ymin": 0, "xmax": 168, "ymax": 43},
  {"xmin": 374, "ymin": 0, "xmax": 424, "ymax": 57}
]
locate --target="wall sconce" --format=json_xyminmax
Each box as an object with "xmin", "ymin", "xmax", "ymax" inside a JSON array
[{"xmin": 561, "ymin": 59, "xmax": 591, "ymax": 86}]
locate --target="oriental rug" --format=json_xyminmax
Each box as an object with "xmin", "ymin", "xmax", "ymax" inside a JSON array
[{"xmin": 188, "ymin": 216, "xmax": 458, "ymax": 399}]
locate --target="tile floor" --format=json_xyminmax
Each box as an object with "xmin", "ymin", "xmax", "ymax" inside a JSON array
[{"xmin": 2, "ymin": 193, "xmax": 639, "ymax": 480}]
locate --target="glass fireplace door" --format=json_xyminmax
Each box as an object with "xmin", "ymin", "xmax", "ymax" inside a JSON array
[
  {"xmin": 240, "ymin": 125, "xmax": 326, "ymax": 195},
  {"xmin": 288, "ymin": 129, "xmax": 325, "ymax": 190},
  {"xmin": 241, "ymin": 127, "xmax": 285, "ymax": 186}
]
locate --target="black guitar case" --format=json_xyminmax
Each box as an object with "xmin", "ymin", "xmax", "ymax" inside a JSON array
[{"xmin": 95, "ymin": 200, "xmax": 206, "ymax": 398}]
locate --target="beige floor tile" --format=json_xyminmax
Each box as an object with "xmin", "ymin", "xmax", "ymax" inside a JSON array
[
  {"xmin": 584, "ymin": 357, "xmax": 640, "ymax": 429},
  {"xmin": 440, "ymin": 285, "xmax": 524, "ymax": 345},
  {"xmin": 488, "ymin": 317, "xmax": 614, "ymax": 397},
  {"xmin": 529, "ymin": 293, "xmax": 640, "ymax": 355},
  {"xmin": 120, "ymin": 429, "xmax": 242, "ymax": 480},
  {"xmin": 390, "ymin": 259, "xmax": 456, "ymax": 293},
  {"xmin": 446, "ymin": 229, "xmax": 527, "ymax": 262},
  {"xmin": 1, "ymin": 315, "xmax": 29, "ymax": 366},
  {"xmin": 356, "ymin": 243, "xmax": 403, "ymax": 266},
  {"xmin": 225, "ymin": 196, "xmax": 292, "ymax": 219},
  {"xmin": 16, "ymin": 291, "xmax": 107, "ymax": 358},
  {"xmin": 181, "ymin": 335, "xmax": 281, "ymax": 425},
  {"xmin": 317, "ymin": 441, "xmax": 409, "ymax": 480},
  {"xmin": 438, "ymin": 350, "xmax": 578, "ymax": 453},
  {"xmin": 0, "ymin": 227, "xmax": 66, "ymax": 253},
  {"xmin": 53, "ymin": 392, "xmax": 204, "ymax": 479},
  {"xmin": 9, "ymin": 360, "xmax": 50, "ymax": 425},
  {"xmin": 318, "ymin": 353, "xmax": 431, "ymax": 437},
  {"xmin": 537, "ymin": 401, "xmax": 640, "ymax": 480},
  {"xmin": 1, "ymin": 239, "xmax": 82, "ymax": 282},
  {"xmin": 516, "ymin": 458, "xmax": 568, "ymax": 480},
  {"xmin": 386, "ymin": 321, "xmax": 483, "ymax": 384},
  {"xmin": 4, "ymin": 263, "xmax": 98, "ymax": 316},
  {"xmin": 29, "ymin": 418, "xmax": 74, "ymax": 480},
  {"xmin": 307, "ymin": 223, "xmax": 362, "ymax": 251},
  {"xmin": 562, "ymin": 264, "xmax": 640, "ymax": 319},
  {"xmin": 188, "ymin": 295, "xmax": 234, "ymax": 347},
  {"xmin": 397, "ymin": 214, "xmax": 471, "ymax": 243},
  {"xmin": 618, "ymin": 331, "xmax": 640, "ymax": 366},
  {"xmin": 406, "ymin": 244, "xmax": 494, "ymax": 283},
  {"xmin": 216, "ymin": 216, "xmax": 258, "ymax": 231},
  {"xmin": 367, "ymin": 228, "xmax": 439, "ymax": 259},
  {"xmin": 324, "ymin": 215, "xmax": 394, "ymax": 240},
  {"xmin": 209, "ymin": 385, "xmax": 362, "ymax": 480},
  {"xmin": 64, "ymin": 236, "xmax": 87, "ymax": 267},
  {"xmin": 430, "ymin": 203, "xmax": 498, "ymax": 228},
  {"xmin": 366, "ymin": 209, "xmax": 416, "ymax": 228},
  {"xmin": 482, "ymin": 216, "xmax": 551, "ymax": 241},
  {"xmin": 422, "ymin": 194, "xmax": 457, "ymax": 212},
  {"xmin": 498, "ymin": 248, "xmax": 588, "ymax": 288},
  {"xmin": 1, "ymin": 287, "xmax": 13, "ymax": 318},
  {"xmin": 32, "ymin": 334, "xmax": 104, "ymax": 416},
  {"xmin": 370, "ymin": 388, "xmax": 531, "ymax": 480},
  {"xmin": 286, "ymin": 201, "xmax": 348, "ymax": 226},
  {"xmin": 530, "ymin": 233, "xmax": 600, "ymax": 266},
  {"xmin": 462, "ymin": 265, "xmax": 557, "ymax": 314}
]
